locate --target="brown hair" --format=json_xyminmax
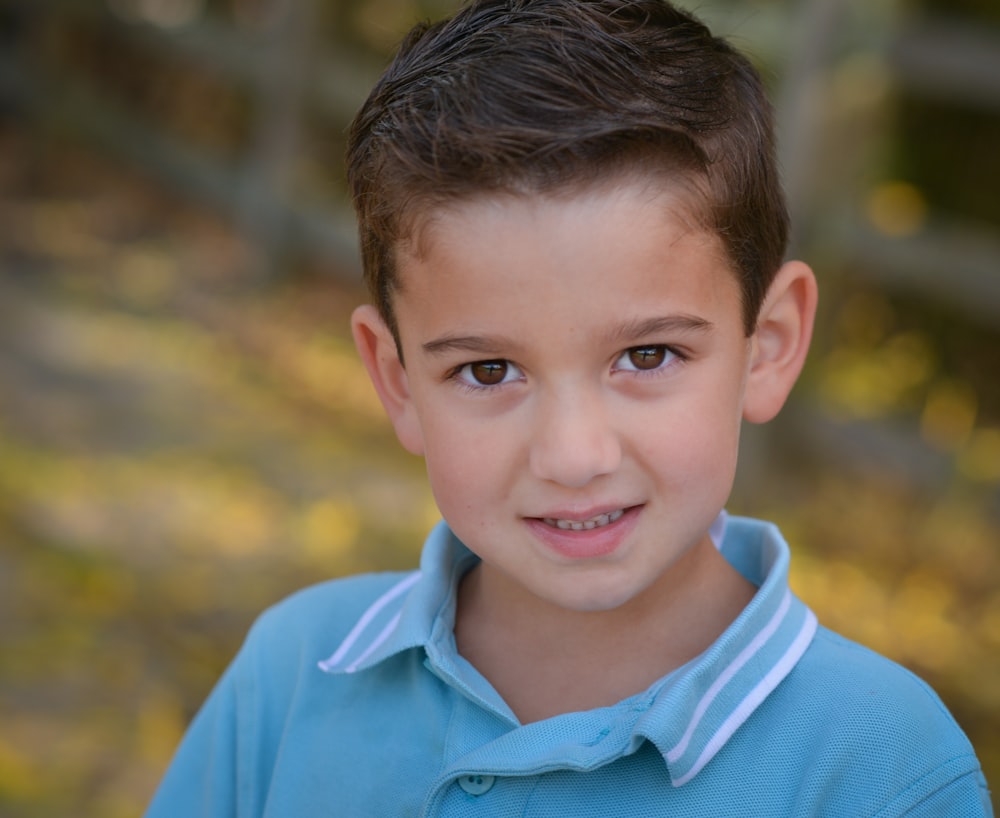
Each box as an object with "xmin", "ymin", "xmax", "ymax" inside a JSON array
[{"xmin": 347, "ymin": 0, "xmax": 789, "ymax": 342}]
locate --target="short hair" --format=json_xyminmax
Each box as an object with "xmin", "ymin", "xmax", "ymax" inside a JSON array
[{"xmin": 347, "ymin": 0, "xmax": 789, "ymax": 343}]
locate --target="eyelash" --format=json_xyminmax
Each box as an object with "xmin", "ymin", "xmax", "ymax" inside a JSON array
[
  {"xmin": 449, "ymin": 360, "xmax": 525, "ymax": 393},
  {"xmin": 613, "ymin": 344, "xmax": 687, "ymax": 375},
  {"xmin": 448, "ymin": 344, "xmax": 686, "ymax": 392}
]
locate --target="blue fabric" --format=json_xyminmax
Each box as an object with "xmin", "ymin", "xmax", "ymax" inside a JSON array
[{"xmin": 145, "ymin": 516, "xmax": 993, "ymax": 817}]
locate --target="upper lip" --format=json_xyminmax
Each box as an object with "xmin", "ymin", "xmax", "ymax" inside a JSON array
[{"xmin": 529, "ymin": 503, "xmax": 636, "ymax": 522}]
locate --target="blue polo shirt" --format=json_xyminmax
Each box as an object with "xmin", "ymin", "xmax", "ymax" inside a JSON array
[{"xmin": 145, "ymin": 515, "xmax": 992, "ymax": 817}]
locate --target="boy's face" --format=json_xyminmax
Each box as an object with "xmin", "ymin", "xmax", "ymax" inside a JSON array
[{"xmin": 354, "ymin": 181, "xmax": 814, "ymax": 615}]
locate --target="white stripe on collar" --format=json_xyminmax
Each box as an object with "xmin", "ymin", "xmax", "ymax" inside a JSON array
[
  {"xmin": 317, "ymin": 571, "xmax": 421, "ymax": 673},
  {"xmin": 666, "ymin": 588, "xmax": 793, "ymax": 766},
  {"xmin": 668, "ymin": 606, "xmax": 818, "ymax": 786},
  {"xmin": 708, "ymin": 509, "xmax": 727, "ymax": 549}
]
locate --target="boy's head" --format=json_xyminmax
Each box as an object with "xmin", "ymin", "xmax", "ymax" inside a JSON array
[
  {"xmin": 347, "ymin": 0, "xmax": 789, "ymax": 346},
  {"xmin": 348, "ymin": 0, "xmax": 817, "ymax": 615}
]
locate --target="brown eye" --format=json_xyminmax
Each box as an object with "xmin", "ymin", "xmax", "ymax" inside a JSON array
[
  {"xmin": 627, "ymin": 346, "xmax": 667, "ymax": 370},
  {"xmin": 470, "ymin": 361, "xmax": 508, "ymax": 385},
  {"xmin": 455, "ymin": 359, "xmax": 523, "ymax": 389}
]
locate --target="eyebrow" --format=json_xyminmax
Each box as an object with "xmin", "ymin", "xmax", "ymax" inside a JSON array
[
  {"xmin": 422, "ymin": 333, "xmax": 518, "ymax": 357},
  {"xmin": 605, "ymin": 314, "xmax": 713, "ymax": 345},
  {"xmin": 421, "ymin": 314, "xmax": 711, "ymax": 357}
]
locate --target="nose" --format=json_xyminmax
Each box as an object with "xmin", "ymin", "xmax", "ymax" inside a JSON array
[{"xmin": 528, "ymin": 385, "xmax": 622, "ymax": 488}]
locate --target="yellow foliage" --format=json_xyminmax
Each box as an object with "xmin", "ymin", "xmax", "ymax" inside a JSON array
[
  {"xmin": 114, "ymin": 246, "xmax": 177, "ymax": 308},
  {"xmin": 80, "ymin": 567, "xmax": 137, "ymax": 618},
  {"xmin": 0, "ymin": 736, "xmax": 43, "ymax": 801},
  {"xmin": 819, "ymin": 331, "xmax": 934, "ymax": 419},
  {"xmin": 890, "ymin": 569, "xmax": 960, "ymax": 666},
  {"xmin": 920, "ymin": 379, "xmax": 977, "ymax": 451},
  {"xmin": 922, "ymin": 497, "xmax": 999, "ymax": 585},
  {"xmin": 211, "ymin": 492, "xmax": 283, "ymax": 557},
  {"xmin": 958, "ymin": 427, "xmax": 1000, "ymax": 483},
  {"xmin": 354, "ymin": 0, "xmax": 422, "ymax": 52},
  {"xmin": 865, "ymin": 181, "xmax": 929, "ymax": 238},
  {"xmin": 137, "ymin": 689, "xmax": 187, "ymax": 765},
  {"xmin": 791, "ymin": 556, "xmax": 894, "ymax": 654},
  {"xmin": 423, "ymin": 497, "xmax": 444, "ymax": 531},
  {"xmin": 835, "ymin": 291, "xmax": 894, "ymax": 347},
  {"xmin": 297, "ymin": 499, "xmax": 362, "ymax": 562},
  {"xmin": 289, "ymin": 336, "xmax": 385, "ymax": 416},
  {"xmin": 980, "ymin": 596, "xmax": 1000, "ymax": 651},
  {"xmin": 157, "ymin": 559, "xmax": 218, "ymax": 613}
]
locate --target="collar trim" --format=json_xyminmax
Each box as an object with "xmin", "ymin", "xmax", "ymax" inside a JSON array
[
  {"xmin": 666, "ymin": 604, "xmax": 817, "ymax": 786},
  {"xmin": 317, "ymin": 570, "xmax": 422, "ymax": 674},
  {"xmin": 665, "ymin": 589, "xmax": 794, "ymax": 765}
]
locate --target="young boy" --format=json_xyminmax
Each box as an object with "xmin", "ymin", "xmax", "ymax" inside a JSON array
[{"xmin": 147, "ymin": 0, "xmax": 992, "ymax": 815}]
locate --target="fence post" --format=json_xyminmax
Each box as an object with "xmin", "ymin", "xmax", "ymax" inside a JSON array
[{"xmin": 237, "ymin": 0, "xmax": 317, "ymax": 281}]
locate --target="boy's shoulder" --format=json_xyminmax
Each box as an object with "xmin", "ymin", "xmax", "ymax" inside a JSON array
[
  {"xmin": 734, "ymin": 622, "xmax": 989, "ymax": 814},
  {"xmin": 790, "ymin": 624, "xmax": 963, "ymax": 732},
  {"xmin": 238, "ymin": 569, "xmax": 419, "ymax": 672},
  {"xmin": 261, "ymin": 569, "xmax": 414, "ymax": 620}
]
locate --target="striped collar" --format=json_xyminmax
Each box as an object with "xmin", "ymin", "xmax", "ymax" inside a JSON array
[{"xmin": 318, "ymin": 513, "xmax": 817, "ymax": 787}]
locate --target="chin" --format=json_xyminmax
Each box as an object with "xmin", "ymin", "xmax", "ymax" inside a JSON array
[{"xmin": 550, "ymin": 581, "xmax": 646, "ymax": 614}]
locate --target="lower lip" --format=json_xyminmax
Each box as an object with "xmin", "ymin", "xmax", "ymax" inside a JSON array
[{"xmin": 525, "ymin": 506, "xmax": 641, "ymax": 560}]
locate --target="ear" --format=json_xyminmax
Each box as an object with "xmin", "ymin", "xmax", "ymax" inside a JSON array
[
  {"xmin": 351, "ymin": 304, "xmax": 425, "ymax": 455},
  {"xmin": 742, "ymin": 260, "xmax": 818, "ymax": 424}
]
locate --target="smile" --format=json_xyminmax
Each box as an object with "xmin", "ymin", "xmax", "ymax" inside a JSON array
[{"xmin": 542, "ymin": 509, "xmax": 625, "ymax": 531}]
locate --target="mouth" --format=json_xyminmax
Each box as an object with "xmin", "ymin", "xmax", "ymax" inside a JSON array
[
  {"xmin": 541, "ymin": 508, "xmax": 625, "ymax": 531},
  {"xmin": 528, "ymin": 505, "xmax": 640, "ymax": 560}
]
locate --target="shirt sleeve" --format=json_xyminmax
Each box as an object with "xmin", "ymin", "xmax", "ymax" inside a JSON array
[
  {"xmin": 874, "ymin": 765, "xmax": 994, "ymax": 818},
  {"xmin": 907, "ymin": 770, "xmax": 994, "ymax": 818},
  {"xmin": 143, "ymin": 660, "xmax": 242, "ymax": 818},
  {"xmin": 141, "ymin": 574, "xmax": 401, "ymax": 818}
]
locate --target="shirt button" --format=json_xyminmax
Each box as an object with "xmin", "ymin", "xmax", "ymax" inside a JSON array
[{"xmin": 458, "ymin": 774, "xmax": 495, "ymax": 796}]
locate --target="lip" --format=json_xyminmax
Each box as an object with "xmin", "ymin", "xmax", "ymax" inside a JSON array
[{"xmin": 525, "ymin": 505, "xmax": 642, "ymax": 560}]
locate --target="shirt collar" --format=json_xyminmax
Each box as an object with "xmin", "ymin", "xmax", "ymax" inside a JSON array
[
  {"xmin": 318, "ymin": 514, "xmax": 817, "ymax": 787},
  {"xmin": 638, "ymin": 514, "xmax": 818, "ymax": 785},
  {"xmin": 317, "ymin": 521, "xmax": 473, "ymax": 675}
]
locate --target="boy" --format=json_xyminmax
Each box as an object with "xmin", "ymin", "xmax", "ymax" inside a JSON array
[{"xmin": 147, "ymin": 0, "xmax": 992, "ymax": 815}]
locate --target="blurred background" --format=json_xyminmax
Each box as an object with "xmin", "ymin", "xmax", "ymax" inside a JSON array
[{"xmin": 0, "ymin": 0, "xmax": 998, "ymax": 814}]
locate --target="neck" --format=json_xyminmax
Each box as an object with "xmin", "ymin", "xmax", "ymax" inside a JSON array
[{"xmin": 455, "ymin": 536, "xmax": 756, "ymax": 724}]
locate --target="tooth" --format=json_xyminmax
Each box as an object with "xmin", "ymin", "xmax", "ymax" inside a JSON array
[{"xmin": 543, "ymin": 509, "xmax": 625, "ymax": 530}]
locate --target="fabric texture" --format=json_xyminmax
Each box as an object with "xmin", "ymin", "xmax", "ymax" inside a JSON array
[{"xmin": 145, "ymin": 515, "xmax": 993, "ymax": 817}]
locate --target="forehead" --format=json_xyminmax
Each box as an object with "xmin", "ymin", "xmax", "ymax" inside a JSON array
[
  {"xmin": 390, "ymin": 179, "xmax": 742, "ymax": 345},
  {"xmin": 400, "ymin": 167, "xmax": 715, "ymax": 262}
]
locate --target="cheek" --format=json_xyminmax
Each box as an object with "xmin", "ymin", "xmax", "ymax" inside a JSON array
[
  {"xmin": 641, "ymin": 402, "xmax": 742, "ymax": 476},
  {"xmin": 420, "ymin": 421, "xmax": 510, "ymax": 507}
]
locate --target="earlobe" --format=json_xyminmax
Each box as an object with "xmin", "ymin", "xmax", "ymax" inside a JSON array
[
  {"xmin": 351, "ymin": 305, "xmax": 426, "ymax": 455},
  {"xmin": 742, "ymin": 260, "xmax": 818, "ymax": 424}
]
